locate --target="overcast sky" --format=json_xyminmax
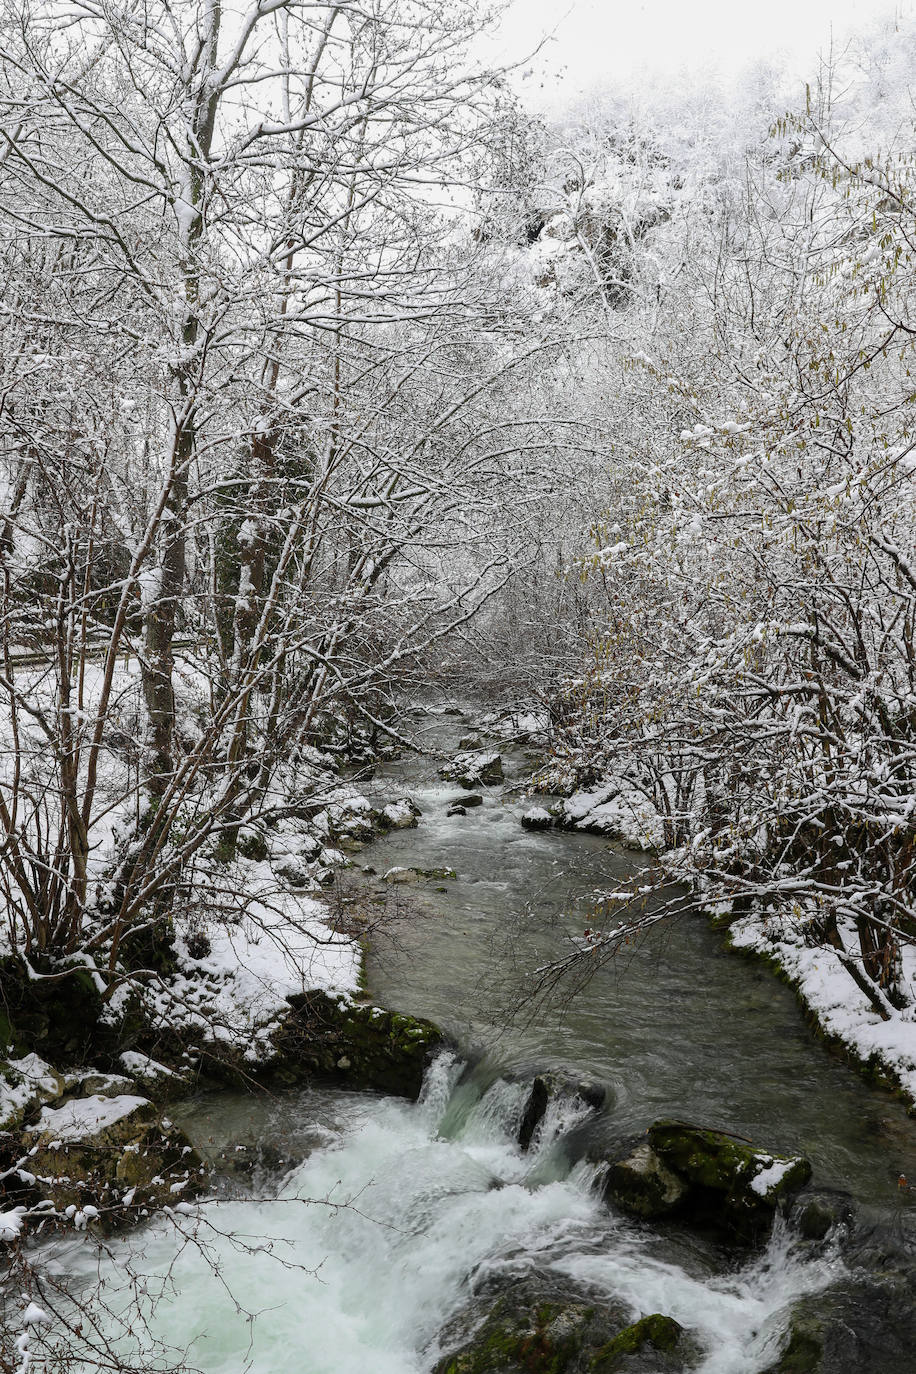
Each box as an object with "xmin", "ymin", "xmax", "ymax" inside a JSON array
[{"xmin": 490, "ymin": 0, "xmax": 914, "ymax": 110}]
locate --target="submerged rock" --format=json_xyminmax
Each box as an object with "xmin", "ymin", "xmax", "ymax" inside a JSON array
[
  {"xmin": 383, "ymin": 865, "xmax": 457, "ymax": 885},
  {"xmin": 518, "ymin": 1074, "xmax": 606, "ymax": 1152}
]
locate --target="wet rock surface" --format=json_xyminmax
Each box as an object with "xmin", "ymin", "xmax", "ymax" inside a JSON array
[{"xmin": 432, "ymin": 1281, "xmax": 698, "ymax": 1374}]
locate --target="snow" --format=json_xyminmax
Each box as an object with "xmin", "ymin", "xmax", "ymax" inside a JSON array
[
  {"xmin": 562, "ymin": 780, "xmax": 664, "ymax": 851},
  {"xmin": 21, "ymin": 1303, "xmax": 50, "ymax": 1327},
  {"xmin": 119, "ymin": 1050, "xmax": 183, "ymax": 1082},
  {"xmin": 749, "ymin": 1157, "xmax": 794, "ymax": 1198},
  {"xmin": 0, "ymin": 1210, "xmax": 24, "ymax": 1241},
  {"xmin": 730, "ymin": 915, "xmax": 916, "ymax": 1105},
  {"xmin": 0, "ymin": 1054, "xmax": 68, "ymax": 1130},
  {"xmin": 33, "ymin": 1094, "xmax": 150, "ymax": 1142},
  {"xmin": 123, "ymin": 862, "xmax": 361, "ymax": 1063}
]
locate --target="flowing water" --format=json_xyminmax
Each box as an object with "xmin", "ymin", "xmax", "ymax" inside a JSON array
[{"xmin": 42, "ymin": 708, "xmax": 916, "ymax": 1372}]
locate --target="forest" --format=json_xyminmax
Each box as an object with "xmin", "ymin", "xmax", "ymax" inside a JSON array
[{"xmin": 1, "ymin": 2, "xmax": 916, "ymax": 1372}]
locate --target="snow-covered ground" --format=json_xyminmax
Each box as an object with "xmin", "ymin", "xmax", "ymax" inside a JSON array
[
  {"xmin": 106, "ymin": 860, "xmax": 362, "ymax": 1065},
  {"xmin": 560, "ymin": 778, "xmax": 665, "ymax": 852},
  {"xmin": 729, "ymin": 913, "xmax": 916, "ymax": 1107}
]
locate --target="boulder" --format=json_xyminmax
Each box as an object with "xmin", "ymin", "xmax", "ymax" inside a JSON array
[
  {"xmin": 603, "ymin": 1142, "xmax": 688, "ymax": 1220},
  {"xmin": 446, "ymin": 805, "xmax": 467, "ymax": 818},
  {"xmin": 0, "ymin": 1054, "xmax": 77, "ymax": 1132},
  {"xmin": 274, "ymin": 990, "xmax": 446, "ymax": 1098},
  {"xmin": 590, "ymin": 1314, "xmax": 691, "ymax": 1371},
  {"xmin": 118, "ymin": 1051, "xmax": 191, "ymax": 1101},
  {"xmin": 521, "ymin": 806, "xmax": 553, "ymax": 831},
  {"xmin": 433, "ymin": 1289, "xmax": 695, "ymax": 1374},
  {"xmin": 22, "ymin": 1093, "xmax": 204, "ymax": 1220},
  {"xmin": 383, "ymin": 865, "xmax": 456, "ymax": 885},
  {"xmin": 646, "ymin": 1120, "xmax": 811, "ymax": 1240},
  {"xmin": 381, "ymin": 798, "xmax": 421, "ymax": 830},
  {"xmin": 518, "ymin": 1075, "xmax": 606, "ymax": 1152},
  {"xmin": 439, "ymin": 751, "xmax": 503, "ymax": 788}
]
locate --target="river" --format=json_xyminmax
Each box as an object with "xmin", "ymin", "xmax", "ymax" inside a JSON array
[{"xmin": 53, "ymin": 708, "xmax": 916, "ymax": 1373}]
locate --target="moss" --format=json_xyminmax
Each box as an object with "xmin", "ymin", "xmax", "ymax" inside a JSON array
[
  {"xmin": 761, "ymin": 1320, "xmax": 824, "ymax": 1374},
  {"xmin": 274, "ymin": 990, "xmax": 446, "ymax": 1098},
  {"xmin": 590, "ymin": 1314, "xmax": 684, "ymax": 1370},
  {"xmin": 433, "ymin": 1300, "xmax": 590, "ymax": 1374}
]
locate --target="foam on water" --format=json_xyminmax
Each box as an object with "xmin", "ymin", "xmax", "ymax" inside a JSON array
[{"xmin": 52, "ymin": 1057, "xmax": 841, "ymax": 1374}]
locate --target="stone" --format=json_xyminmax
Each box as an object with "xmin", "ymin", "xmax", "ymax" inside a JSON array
[
  {"xmin": 118, "ymin": 1051, "xmax": 191, "ymax": 1101},
  {"xmin": 0, "ymin": 1054, "xmax": 76, "ymax": 1132},
  {"xmin": 22, "ymin": 1094, "xmax": 204, "ymax": 1219},
  {"xmin": 275, "ymin": 990, "xmax": 446, "ymax": 1098},
  {"xmin": 432, "ymin": 1287, "xmax": 695, "ymax": 1374},
  {"xmin": 789, "ymin": 1188, "xmax": 854, "ymax": 1242},
  {"xmin": 519, "ymin": 1075, "xmax": 605, "ymax": 1152},
  {"xmin": 446, "ymin": 805, "xmax": 467, "ymax": 818},
  {"xmin": 647, "ymin": 1120, "xmax": 812, "ymax": 1240},
  {"xmin": 438, "ymin": 751, "xmax": 503, "ymax": 788},
  {"xmin": 521, "ymin": 806, "xmax": 553, "ymax": 831},
  {"xmin": 604, "ymin": 1142, "xmax": 688, "ymax": 1219},
  {"xmin": 274, "ymin": 855, "xmax": 311, "ymax": 887},
  {"xmin": 590, "ymin": 1313, "xmax": 688, "ymax": 1371},
  {"xmin": 381, "ymin": 798, "xmax": 421, "ymax": 829},
  {"xmin": 74, "ymin": 1072, "xmax": 135, "ymax": 1099}
]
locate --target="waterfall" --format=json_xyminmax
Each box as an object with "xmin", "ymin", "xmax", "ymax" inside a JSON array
[{"xmin": 45, "ymin": 1053, "xmax": 841, "ymax": 1374}]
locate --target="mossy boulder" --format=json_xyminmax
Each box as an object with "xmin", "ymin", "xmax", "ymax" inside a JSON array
[
  {"xmin": 603, "ymin": 1142, "xmax": 688, "ymax": 1220},
  {"xmin": 22, "ymin": 1094, "xmax": 204, "ymax": 1222},
  {"xmin": 646, "ymin": 1120, "xmax": 811, "ymax": 1240},
  {"xmin": 433, "ymin": 1295, "xmax": 695, "ymax": 1374},
  {"xmin": 590, "ymin": 1313, "xmax": 691, "ymax": 1371},
  {"xmin": 0, "ymin": 956, "xmax": 105, "ymax": 1064},
  {"xmin": 433, "ymin": 1299, "xmax": 602, "ymax": 1374},
  {"xmin": 275, "ymin": 990, "xmax": 446, "ymax": 1098}
]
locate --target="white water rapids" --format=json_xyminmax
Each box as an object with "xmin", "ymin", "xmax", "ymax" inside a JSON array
[{"xmin": 47, "ymin": 1052, "xmax": 842, "ymax": 1374}]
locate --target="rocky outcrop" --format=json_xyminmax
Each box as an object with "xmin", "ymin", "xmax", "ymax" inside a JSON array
[
  {"xmin": 2, "ymin": 1087, "xmax": 205, "ymax": 1228},
  {"xmin": 273, "ymin": 990, "xmax": 446, "ymax": 1098},
  {"xmin": 603, "ymin": 1120, "xmax": 810, "ymax": 1241}
]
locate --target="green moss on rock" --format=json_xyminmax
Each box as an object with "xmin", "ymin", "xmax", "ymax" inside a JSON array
[
  {"xmin": 646, "ymin": 1120, "xmax": 811, "ymax": 1239},
  {"xmin": 591, "ymin": 1314, "xmax": 685, "ymax": 1370},
  {"xmin": 274, "ymin": 990, "xmax": 446, "ymax": 1098}
]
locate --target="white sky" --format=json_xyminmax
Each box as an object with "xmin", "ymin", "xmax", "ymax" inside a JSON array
[{"xmin": 492, "ymin": 0, "xmax": 915, "ymax": 110}]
